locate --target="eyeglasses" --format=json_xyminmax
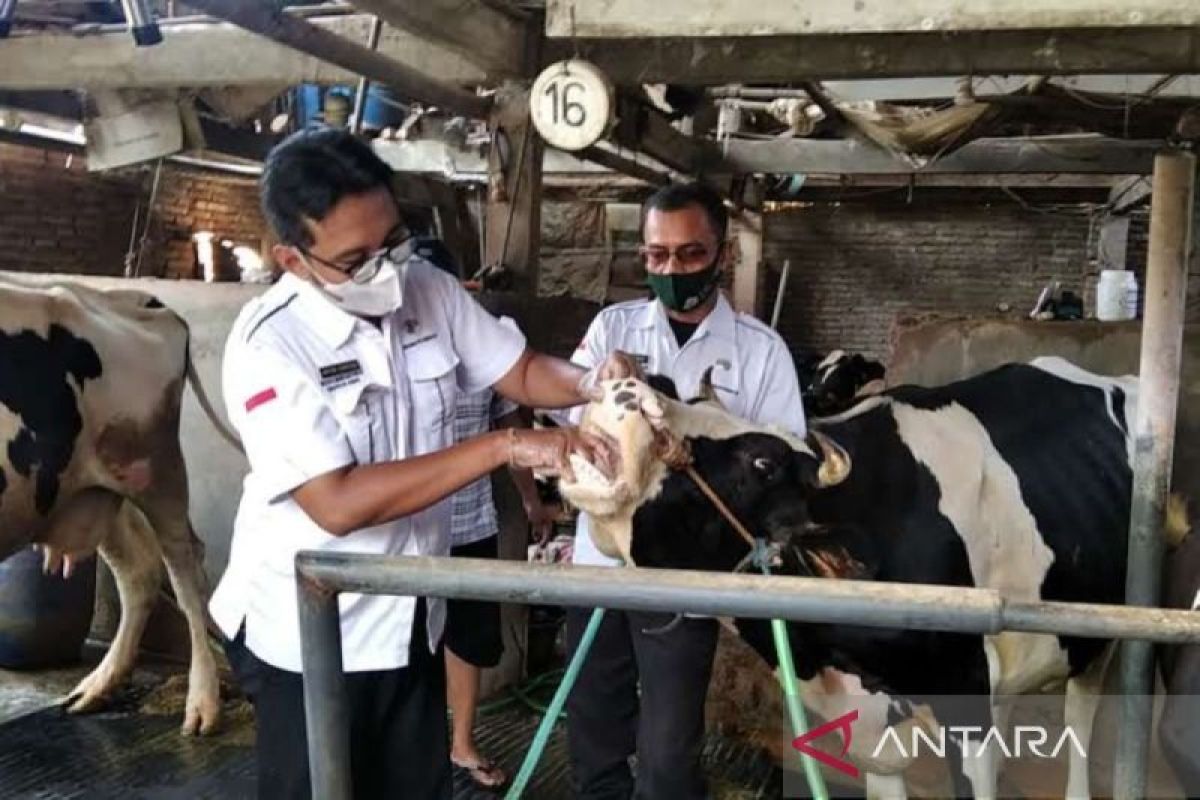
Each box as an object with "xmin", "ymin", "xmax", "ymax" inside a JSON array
[
  {"xmin": 300, "ymin": 226, "xmax": 411, "ymax": 284},
  {"xmin": 638, "ymin": 242, "xmax": 722, "ymax": 269}
]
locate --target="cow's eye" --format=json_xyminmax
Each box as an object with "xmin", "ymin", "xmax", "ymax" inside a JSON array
[{"xmin": 753, "ymin": 457, "xmax": 774, "ymax": 474}]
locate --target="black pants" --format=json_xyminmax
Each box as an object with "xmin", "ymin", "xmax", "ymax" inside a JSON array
[
  {"xmin": 225, "ymin": 600, "xmax": 451, "ymax": 800},
  {"xmin": 565, "ymin": 607, "xmax": 719, "ymax": 800}
]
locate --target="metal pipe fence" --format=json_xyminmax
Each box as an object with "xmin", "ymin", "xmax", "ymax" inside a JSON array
[{"xmin": 295, "ymin": 552, "xmax": 1200, "ymax": 799}]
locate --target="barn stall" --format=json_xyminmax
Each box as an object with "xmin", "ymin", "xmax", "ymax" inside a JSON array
[{"xmin": 0, "ymin": 1, "xmax": 1199, "ymax": 798}]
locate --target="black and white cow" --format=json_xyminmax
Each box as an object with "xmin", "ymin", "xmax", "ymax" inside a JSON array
[
  {"xmin": 561, "ymin": 357, "xmax": 1155, "ymax": 797},
  {"xmin": 0, "ymin": 276, "xmax": 237, "ymax": 734},
  {"xmin": 798, "ymin": 350, "xmax": 887, "ymax": 418}
]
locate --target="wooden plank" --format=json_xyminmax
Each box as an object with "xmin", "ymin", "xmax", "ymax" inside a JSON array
[
  {"xmin": 547, "ymin": 0, "xmax": 1200, "ymax": 37},
  {"xmin": 0, "ymin": 14, "xmax": 488, "ymax": 90},
  {"xmin": 723, "ymin": 136, "xmax": 1162, "ymax": 176},
  {"xmin": 183, "ymin": 0, "xmax": 490, "ymax": 118},
  {"xmin": 349, "ymin": 0, "xmax": 528, "ymax": 77},
  {"xmin": 545, "ymin": 28, "xmax": 1200, "ymax": 83}
]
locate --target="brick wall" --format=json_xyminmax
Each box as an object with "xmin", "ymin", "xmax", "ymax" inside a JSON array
[
  {"xmin": 0, "ymin": 140, "xmax": 268, "ymax": 280},
  {"xmin": 0, "ymin": 142, "xmax": 141, "ymax": 275},
  {"xmin": 152, "ymin": 168, "xmax": 268, "ymax": 279},
  {"xmin": 762, "ymin": 196, "xmax": 1183, "ymax": 362}
]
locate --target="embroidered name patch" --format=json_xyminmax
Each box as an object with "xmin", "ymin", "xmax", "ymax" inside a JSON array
[{"xmin": 319, "ymin": 360, "xmax": 363, "ymax": 390}]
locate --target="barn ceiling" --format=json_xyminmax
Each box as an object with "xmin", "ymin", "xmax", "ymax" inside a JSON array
[{"xmin": 0, "ymin": 0, "xmax": 1197, "ymax": 181}]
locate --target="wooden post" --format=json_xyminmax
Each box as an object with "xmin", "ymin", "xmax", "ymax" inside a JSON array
[
  {"xmin": 1114, "ymin": 149, "xmax": 1196, "ymax": 800},
  {"xmin": 484, "ymin": 85, "xmax": 543, "ymax": 294},
  {"xmin": 730, "ymin": 209, "xmax": 762, "ymax": 317}
]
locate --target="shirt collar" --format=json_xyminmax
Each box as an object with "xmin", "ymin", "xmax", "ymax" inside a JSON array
[
  {"xmin": 636, "ymin": 293, "xmax": 737, "ymax": 343},
  {"xmin": 283, "ymin": 272, "xmax": 359, "ymax": 349}
]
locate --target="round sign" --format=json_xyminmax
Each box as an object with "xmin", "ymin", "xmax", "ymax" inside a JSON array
[{"xmin": 529, "ymin": 60, "xmax": 614, "ymax": 151}]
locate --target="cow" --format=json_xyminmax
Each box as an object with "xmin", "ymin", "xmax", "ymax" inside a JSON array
[
  {"xmin": 0, "ymin": 276, "xmax": 236, "ymax": 735},
  {"xmin": 798, "ymin": 349, "xmax": 887, "ymax": 418},
  {"xmin": 560, "ymin": 358, "xmax": 1163, "ymax": 797}
]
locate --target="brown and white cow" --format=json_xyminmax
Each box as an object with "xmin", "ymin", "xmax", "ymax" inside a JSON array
[{"xmin": 0, "ymin": 276, "xmax": 236, "ymax": 735}]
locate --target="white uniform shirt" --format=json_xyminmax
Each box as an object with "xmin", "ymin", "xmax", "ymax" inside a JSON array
[
  {"xmin": 209, "ymin": 259, "xmax": 526, "ymax": 673},
  {"xmin": 569, "ymin": 294, "xmax": 806, "ymax": 567}
]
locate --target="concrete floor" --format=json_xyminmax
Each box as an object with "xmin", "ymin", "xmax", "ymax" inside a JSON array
[{"xmin": 0, "ymin": 646, "xmax": 780, "ymax": 799}]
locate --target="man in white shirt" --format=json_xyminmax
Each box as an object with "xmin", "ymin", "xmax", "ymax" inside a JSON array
[
  {"xmin": 565, "ymin": 183, "xmax": 806, "ymax": 799},
  {"xmin": 210, "ymin": 127, "xmax": 625, "ymax": 799}
]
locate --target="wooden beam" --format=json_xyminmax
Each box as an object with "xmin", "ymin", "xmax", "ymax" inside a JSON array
[
  {"xmin": 545, "ymin": 28, "xmax": 1200, "ymax": 83},
  {"xmin": 724, "ymin": 136, "xmax": 1163, "ymax": 176},
  {"xmin": 578, "ymin": 145, "xmax": 670, "ymax": 186},
  {"xmin": 0, "ymin": 14, "xmax": 489, "ymax": 90},
  {"xmin": 610, "ymin": 95, "xmax": 724, "ymax": 176},
  {"xmin": 183, "ymin": 0, "xmax": 490, "ymax": 117},
  {"xmin": 729, "ymin": 210, "xmax": 761, "ymax": 317},
  {"xmin": 483, "ymin": 87, "xmax": 543, "ymax": 292},
  {"xmin": 546, "ymin": 0, "xmax": 1200, "ymax": 37},
  {"xmin": 347, "ymin": 0, "xmax": 528, "ymax": 77}
]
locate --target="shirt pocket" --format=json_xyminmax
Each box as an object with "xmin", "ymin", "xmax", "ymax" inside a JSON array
[
  {"xmin": 330, "ymin": 382, "xmax": 388, "ymax": 465},
  {"xmin": 405, "ymin": 340, "xmax": 460, "ymax": 435}
]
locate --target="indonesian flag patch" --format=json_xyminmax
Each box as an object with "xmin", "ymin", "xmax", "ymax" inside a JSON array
[{"xmin": 245, "ymin": 387, "xmax": 278, "ymax": 413}]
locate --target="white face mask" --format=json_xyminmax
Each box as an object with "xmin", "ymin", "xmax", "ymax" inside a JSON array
[{"xmin": 304, "ymin": 256, "xmax": 406, "ymax": 318}]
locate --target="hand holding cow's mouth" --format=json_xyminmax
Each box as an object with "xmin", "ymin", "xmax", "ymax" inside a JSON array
[{"xmin": 508, "ymin": 426, "xmax": 621, "ymax": 483}]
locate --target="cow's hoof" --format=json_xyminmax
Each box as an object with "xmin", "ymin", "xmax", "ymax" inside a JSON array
[
  {"xmin": 62, "ymin": 686, "xmax": 108, "ymax": 714},
  {"xmin": 181, "ymin": 690, "xmax": 222, "ymax": 736}
]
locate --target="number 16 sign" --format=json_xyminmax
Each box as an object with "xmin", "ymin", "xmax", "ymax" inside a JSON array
[{"xmin": 529, "ymin": 60, "xmax": 614, "ymax": 151}]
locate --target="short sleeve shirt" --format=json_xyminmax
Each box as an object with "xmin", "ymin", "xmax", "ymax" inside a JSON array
[
  {"xmin": 448, "ymin": 385, "xmax": 518, "ymax": 547},
  {"xmin": 209, "ymin": 257, "xmax": 526, "ymax": 673}
]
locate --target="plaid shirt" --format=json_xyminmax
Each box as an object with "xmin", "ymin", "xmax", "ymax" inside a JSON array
[{"xmin": 449, "ymin": 388, "xmax": 519, "ymax": 546}]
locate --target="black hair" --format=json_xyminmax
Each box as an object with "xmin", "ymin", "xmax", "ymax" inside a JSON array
[
  {"xmin": 641, "ymin": 182, "xmax": 728, "ymax": 242},
  {"xmin": 259, "ymin": 126, "xmax": 396, "ymax": 247}
]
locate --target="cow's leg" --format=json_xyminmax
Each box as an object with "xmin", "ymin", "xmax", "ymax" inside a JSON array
[
  {"xmin": 135, "ymin": 496, "xmax": 221, "ymax": 735},
  {"xmin": 1062, "ymin": 647, "xmax": 1112, "ymax": 800},
  {"xmin": 66, "ymin": 500, "xmax": 162, "ymax": 714},
  {"xmin": 864, "ymin": 772, "xmax": 908, "ymax": 799}
]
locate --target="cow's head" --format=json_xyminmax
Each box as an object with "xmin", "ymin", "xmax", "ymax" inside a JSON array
[
  {"xmin": 559, "ymin": 375, "xmax": 858, "ymax": 573},
  {"xmin": 803, "ymin": 350, "xmax": 886, "ymax": 418}
]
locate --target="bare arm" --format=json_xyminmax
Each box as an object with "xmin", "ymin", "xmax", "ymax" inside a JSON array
[
  {"xmin": 291, "ymin": 424, "xmax": 610, "ymax": 537},
  {"xmin": 493, "ymin": 348, "xmax": 646, "ymax": 410},
  {"xmin": 492, "ymin": 349, "xmax": 588, "ymax": 409}
]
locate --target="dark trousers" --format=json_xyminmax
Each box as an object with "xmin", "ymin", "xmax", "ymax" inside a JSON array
[
  {"xmin": 224, "ymin": 600, "xmax": 451, "ymax": 800},
  {"xmin": 565, "ymin": 607, "xmax": 719, "ymax": 800}
]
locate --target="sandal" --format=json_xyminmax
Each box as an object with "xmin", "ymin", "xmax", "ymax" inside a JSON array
[{"xmin": 452, "ymin": 757, "xmax": 509, "ymax": 792}]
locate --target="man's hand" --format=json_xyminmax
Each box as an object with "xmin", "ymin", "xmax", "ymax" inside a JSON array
[
  {"xmin": 577, "ymin": 350, "xmax": 646, "ymax": 402},
  {"xmin": 507, "ymin": 427, "xmax": 620, "ymax": 483}
]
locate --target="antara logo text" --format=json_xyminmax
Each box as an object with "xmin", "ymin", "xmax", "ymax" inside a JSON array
[{"xmin": 791, "ymin": 710, "xmax": 1088, "ymax": 779}]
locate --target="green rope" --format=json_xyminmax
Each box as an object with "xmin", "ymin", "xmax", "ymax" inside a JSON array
[
  {"xmin": 762, "ymin": 554, "xmax": 829, "ymax": 800},
  {"xmin": 505, "ymin": 607, "xmax": 605, "ymax": 799}
]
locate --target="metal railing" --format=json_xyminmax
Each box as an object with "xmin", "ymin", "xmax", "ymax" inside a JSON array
[{"xmin": 294, "ymin": 552, "xmax": 1200, "ymax": 799}]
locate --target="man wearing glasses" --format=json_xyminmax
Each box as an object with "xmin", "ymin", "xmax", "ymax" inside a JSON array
[
  {"xmin": 210, "ymin": 127, "xmax": 627, "ymax": 799},
  {"xmin": 565, "ymin": 182, "xmax": 806, "ymax": 799}
]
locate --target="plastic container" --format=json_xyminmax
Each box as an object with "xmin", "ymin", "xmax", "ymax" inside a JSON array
[
  {"xmin": 1096, "ymin": 269, "xmax": 1139, "ymax": 321},
  {"xmin": 0, "ymin": 548, "xmax": 97, "ymax": 669}
]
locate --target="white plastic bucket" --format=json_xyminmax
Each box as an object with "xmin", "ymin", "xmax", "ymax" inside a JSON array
[{"xmin": 1096, "ymin": 269, "xmax": 1138, "ymax": 321}]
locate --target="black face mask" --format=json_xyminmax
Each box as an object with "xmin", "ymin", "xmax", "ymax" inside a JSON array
[{"xmin": 646, "ymin": 260, "xmax": 723, "ymax": 312}]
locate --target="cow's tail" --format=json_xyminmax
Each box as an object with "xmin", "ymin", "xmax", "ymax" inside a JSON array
[
  {"xmin": 184, "ymin": 345, "xmax": 244, "ymax": 455},
  {"xmin": 1166, "ymin": 493, "xmax": 1192, "ymax": 547}
]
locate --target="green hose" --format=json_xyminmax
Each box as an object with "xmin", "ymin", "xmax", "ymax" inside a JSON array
[
  {"xmin": 764, "ymin": 558, "xmax": 829, "ymax": 800},
  {"xmin": 505, "ymin": 607, "xmax": 605, "ymax": 799}
]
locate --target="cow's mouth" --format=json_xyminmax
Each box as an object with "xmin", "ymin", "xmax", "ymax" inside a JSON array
[{"xmin": 564, "ymin": 451, "xmax": 616, "ymax": 488}]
